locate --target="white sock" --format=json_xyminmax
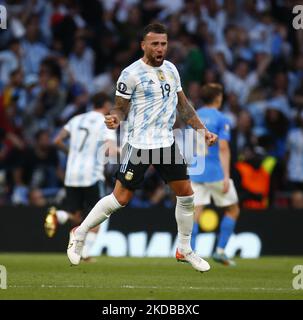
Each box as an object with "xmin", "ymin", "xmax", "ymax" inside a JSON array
[
  {"xmin": 75, "ymin": 193, "xmax": 123, "ymax": 240},
  {"xmin": 81, "ymin": 231, "xmax": 97, "ymax": 259},
  {"xmin": 175, "ymin": 195, "xmax": 194, "ymax": 254},
  {"xmin": 56, "ymin": 210, "xmax": 69, "ymax": 224}
]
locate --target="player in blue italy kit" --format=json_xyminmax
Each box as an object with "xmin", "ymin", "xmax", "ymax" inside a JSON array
[
  {"xmin": 190, "ymin": 83, "xmax": 240, "ymax": 266},
  {"xmin": 67, "ymin": 23, "xmax": 218, "ymax": 272}
]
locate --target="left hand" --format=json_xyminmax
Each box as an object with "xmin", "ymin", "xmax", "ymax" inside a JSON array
[{"xmin": 205, "ymin": 131, "xmax": 218, "ymax": 146}]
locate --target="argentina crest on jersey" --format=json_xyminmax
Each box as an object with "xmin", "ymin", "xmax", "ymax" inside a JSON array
[
  {"xmin": 125, "ymin": 169, "xmax": 134, "ymax": 181},
  {"xmin": 156, "ymin": 69, "xmax": 166, "ymax": 81}
]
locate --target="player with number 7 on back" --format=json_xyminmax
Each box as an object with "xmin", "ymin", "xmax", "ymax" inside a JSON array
[
  {"xmin": 67, "ymin": 23, "xmax": 218, "ymax": 272},
  {"xmin": 44, "ymin": 93, "xmax": 119, "ymax": 261}
]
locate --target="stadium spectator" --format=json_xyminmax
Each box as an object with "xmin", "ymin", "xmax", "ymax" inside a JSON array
[
  {"xmin": 21, "ymin": 14, "xmax": 49, "ymax": 75},
  {"xmin": 0, "ymin": 38, "xmax": 22, "ymax": 87},
  {"xmin": 58, "ymin": 82, "xmax": 89, "ymax": 124},
  {"xmin": 264, "ymin": 101, "xmax": 289, "ymax": 159},
  {"xmin": 0, "ymin": 127, "xmax": 9, "ymax": 204},
  {"xmin": 68, "ymin": 36, "xmax": 95, "ymax": 93},
  {"xmin": 2, "ymin": 68, "xmax": 27, "ymax": 126},
  {"xmin": 286, "ymin": 110, "xmax": 303, "ymax": 190},
  {"xmin": 231, "ymin": 110, "xmax": 257, "ymax": 159},
  {"xmin": 214, "ymin": 52, "xmax": 271, "ymax": 106},
  {"xmin": 28, "ymin": 188, "xmax": 47, "ymax": 207},
  {"xmin": 234, "ymin": 146, "xmax": 277, "ymax": 210},
  {"xmin": 9, "ymin": 129, "xmax": 62, "ymax": 205},
  {"xmin": 93, "ymin": 65, "xmax": 122, "ymax": 96}
]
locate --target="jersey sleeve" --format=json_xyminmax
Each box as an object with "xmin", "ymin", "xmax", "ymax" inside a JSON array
[
  {"xmin": 103, "ymin": 126, "xmax": 117, "ymax": 142},
  {"xmin": 218, "ymin": 115, "xmax": 231, "ymax": 141},
  {"xmin": 170, "ymin": 63, "xmax": 182, "ymax": 92},
  {"xmin": 115, "ymin": 70, "xmax": 136, "ymax": 100}
]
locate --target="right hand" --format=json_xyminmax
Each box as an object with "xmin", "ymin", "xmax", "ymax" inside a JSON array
[
  {"xmin": 105, "ymin": 115, "xmax": 120, "ymax": 129},
  {"xmin": 222, "ymin": 177, "xmax": 230, "ymax": 194}
]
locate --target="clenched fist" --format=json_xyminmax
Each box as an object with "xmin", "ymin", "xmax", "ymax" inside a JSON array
[
  {"xmin": 205, "ymin": 131, "xmax": 218, "ymax": 146},
  {"xmin": 105, "ymin": 114, "xmax": 120, "ymax": 129}
]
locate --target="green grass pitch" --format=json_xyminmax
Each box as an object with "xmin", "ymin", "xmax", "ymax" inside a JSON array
[{"xmin": 0, "ymin": 254, "xmax": 302, "ymax": 300}]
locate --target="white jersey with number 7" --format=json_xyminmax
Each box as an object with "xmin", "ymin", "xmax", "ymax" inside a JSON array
[{"xmin": 64, "ymin": 111, "xmax": 116, "ymax": 187}]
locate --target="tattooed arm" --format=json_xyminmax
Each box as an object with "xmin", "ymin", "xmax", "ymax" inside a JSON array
[
  {"xmin": 105, "ymin": 96, "xmax": 130, "ymax": 129},
  {"xmin": 111, "ymin": 96, "xmax": 131, "ymax": 121},
  {"xmin": 177, "ymin": 91, "xmax": 218, "ymax": 146},
  {"xmin": 177, "ymin": 91, "xmax": 208, "ymax": 131}
]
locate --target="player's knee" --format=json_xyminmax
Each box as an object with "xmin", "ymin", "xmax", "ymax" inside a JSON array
[
  {"xmin": 113, "ymin": 191, "xmax": 132, "ymax": 206},
  {"xmin": 113, "ymin": 181, "xmax": 133, "ymax": 206},
  {"xmin": 174, "ymin": 184, "xmax": 193, "ymax": 197},
  {"xmin": 226, "ymin": 204, "xmax": 240, "ymax": 219},
  {"xmin": 115, "ymin": 195, "xmax": 130, "ymax": 206}
]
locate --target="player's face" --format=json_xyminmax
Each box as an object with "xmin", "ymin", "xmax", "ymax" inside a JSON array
[{"xmin": 141, "ymin": 32, "xmax": 168, "ymax": 67}]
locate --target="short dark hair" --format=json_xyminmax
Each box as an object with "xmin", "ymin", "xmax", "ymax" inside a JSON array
[
  {"xmin": 91, "ymin": 92, "xmax": 110, "ymax": 109},
  {"xmin": 142, "ymin": 23, "xmax": 168, "ymax": 40},
  {"xmin": 200, "ymin": 83, "xmax": 223, "ymax": 104}
]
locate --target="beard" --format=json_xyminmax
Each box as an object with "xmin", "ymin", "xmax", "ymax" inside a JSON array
[{"xmin": 149, "ymin": 54, "xmax": 164, "ymax": 67}]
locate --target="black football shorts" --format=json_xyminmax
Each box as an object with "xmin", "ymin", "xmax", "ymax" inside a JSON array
[{"xmin": 116, "ymin": 141, "xmax": 189, "ymax": 190}]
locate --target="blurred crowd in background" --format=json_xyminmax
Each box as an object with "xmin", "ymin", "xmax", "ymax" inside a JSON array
[{"xmin": 0, "ymin": 0, "xmax": 303, "ymax": 210}]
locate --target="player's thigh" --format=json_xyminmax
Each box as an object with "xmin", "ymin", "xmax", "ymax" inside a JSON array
[
  {"xmin": 113, "ymin": 180, "xmax": 134, "ymax": 206},
  {"xmin": 116, "ymin": 143, "xmax": 150, "ymax": 191},
  {"xmin": 191, "ymin": 181, "xmax": 211, "ymax": 207},
  {"xmin": 64, "ymin": 186, "xmax": 84, "ymax": 213},
  {"xmin": 211, "ymin": 179, "xmax": 239, "ymax": 207},
  {"xmin": 154, "ymin": 142, "xmax": 189, "ymax": 194},
  {"xmin": 224, "ymin": 202, "xmax": 240, "ymax": 219},
  {"xmin": 156, "ymin": 162, "xmax": 189, "ymax": 184}
]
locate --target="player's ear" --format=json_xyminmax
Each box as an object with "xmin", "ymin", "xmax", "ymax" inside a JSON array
[{"xmin": 141, "ymin": 40, "xmax": 145, "ymax": 51}]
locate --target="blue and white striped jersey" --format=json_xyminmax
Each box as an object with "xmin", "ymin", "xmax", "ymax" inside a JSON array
[
  {"xmin": 116, "ymin": 59, "xmax": 182, "ymax": 149},
  {"xmin": 64, "ymin": 111, "xmax": 116, "ymax": 187}
]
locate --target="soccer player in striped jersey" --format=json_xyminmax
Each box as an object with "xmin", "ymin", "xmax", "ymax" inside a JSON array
[
  {"xmin": 67, "ymin": 23, "xmax": 218, "ymax": 272},
  {"xmin": 44, "ymin": 93, "xmax": 119, "ymax": 260}
]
